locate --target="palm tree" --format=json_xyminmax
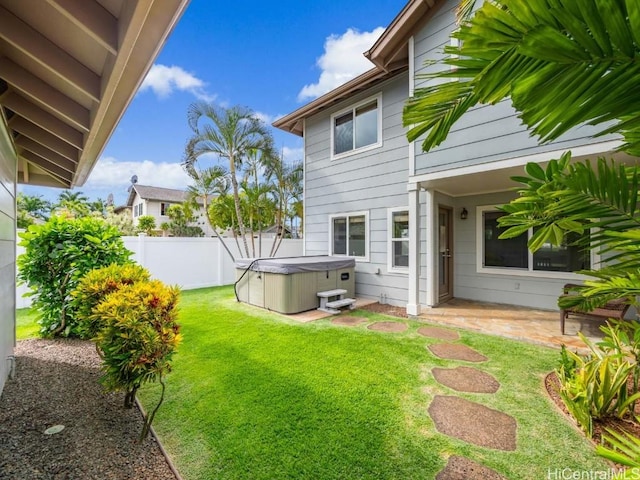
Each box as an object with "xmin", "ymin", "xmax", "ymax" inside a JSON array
[
  {"xmin": 403, "ymin": 0, "xmax": 640, "ymax": 156},
  {"xmin": 56, "ymin": 190, "xmax": 90, "ymax": 217},
  {"xmin": 184, "ymin": 163, "xmax": 236, "ymax": 261},
  {"xmin": 184, "ymin": 102, "xmax": 276, "ymax": 258},
  {"xmin": 265, "ymin": 158, "xmax": 303, "ymax": 256},
  {"xmin": 402, "ymin": 0, "xmax": 640, "ymax": 311}
]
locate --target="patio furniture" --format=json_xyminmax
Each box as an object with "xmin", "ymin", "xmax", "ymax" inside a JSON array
[{"xmin": 559, "ymin": 283, "xmax": 631, "ymax": 334}]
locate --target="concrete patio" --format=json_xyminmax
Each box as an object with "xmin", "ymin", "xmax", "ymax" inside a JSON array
[{"xmin": 285, "ymin": 296, "xmax": 613, "ymax": 352}]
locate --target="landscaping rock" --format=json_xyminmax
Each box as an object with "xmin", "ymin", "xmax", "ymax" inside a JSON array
[
  {"xmin": 367, "ymin": 321, "xmax": 408, "ymax": 333},
  {"xmin": 436, "ymin": 456, "xmax": 506, "ymax": 480},
  {"xmin": 417, "ymin": 326, "xmax": 460, "ymax": 341},
  {"xmin": 331, "ymin": 316, "xmax": 368, "ymax": 327},
  {"xmin": 432, "ymin": 366, "xmax": 500, "ymax": 393},
  {"xmin": 428, "ymin": 395, "xmax": 517, "ymax": 451},
  {"xmin": 428, "ymin": 343, "xmax": 488, "ymax": 362}
]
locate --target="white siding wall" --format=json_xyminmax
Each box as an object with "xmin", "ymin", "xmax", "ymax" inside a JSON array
[
  {"xmin": 304, "ymin": 74, "xmax": 411, "ymax": 306},
  {"xmin": 0, "ymin": 120, "xmax": 16, "ymax": 396},
  {"xmin": 412, "ymin": 0, "xmax": 618, "ymax": 176}
]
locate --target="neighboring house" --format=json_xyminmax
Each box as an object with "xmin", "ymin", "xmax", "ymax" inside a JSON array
[
  {"xmin": 274, "ymin": 0, "xmax": 625, "ymax": 315},
  {"xmin": 126, "ymin": 184, "xmax": 215, "ymax": 236},
  {"xmin": 0, "ymin": 0, "xmax": 190, "ymax": 396}
]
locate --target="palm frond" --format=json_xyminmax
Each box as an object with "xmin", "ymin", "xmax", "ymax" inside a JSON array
[{"xmin": 404, "ymin": 0, "xmax": 640, "ymax": 155}]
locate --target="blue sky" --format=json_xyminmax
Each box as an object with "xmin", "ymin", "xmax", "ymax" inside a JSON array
[{"xmin": 21, "ymin": 0, "xmax": 406, "ymax": 206}]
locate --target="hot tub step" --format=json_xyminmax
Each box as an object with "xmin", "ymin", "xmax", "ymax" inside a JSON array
[{"xmin": 318, "ymin": 298, "xmax": 356, "ymax": 314}]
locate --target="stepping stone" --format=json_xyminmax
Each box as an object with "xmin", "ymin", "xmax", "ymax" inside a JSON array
[
  {"xmin": 436, "ymin": 456, "xmax": 506, "ymax": 480},
  {"xmin": 428, "ymin": 343, "xmax": 488, "ymax": 363},
  {"xmin": 417, "ymin": 326, "xmax": 460, "ymax": 341},
  {"xmin": 331, "ymin": 316, "xmax": 368, "ymax": 327},
  {"xmin": 367, "ymin": 321, "xmax": 408, "ymax": 333},
  {"xmin": 428, "ymin": 395, "xmax": 517, "ymax": 451},
  {"xmin": 432, "ymin": 366, "xmax": 500, "ymax": 393}
]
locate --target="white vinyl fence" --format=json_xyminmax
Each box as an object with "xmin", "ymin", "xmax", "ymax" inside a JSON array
[{"xmin": 16, "ymin": 235, "xmax": 303, "ymax": 309}]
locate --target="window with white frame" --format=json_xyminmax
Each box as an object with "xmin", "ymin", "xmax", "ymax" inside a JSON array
[
  {"xmin": 388, "ymin": 208, "xmax": 409, "ymax": 271},
  {"xmin": 331, "ymin": 95, "xmax": 381, "ymax": 157},
  {"xmin": 329, "ymin": 212, "xmax": 369, "ymax": 260},
  {"xmin": 160, "ymin": 202, "xmax": 171, "ymax": 216},
  {"xmin": 477, "ymin": 206, "xmax": 592, "ymax": 275},
  {"xmin": 133, "ymin": 203, "xmax": 143, "ymax": 217}
]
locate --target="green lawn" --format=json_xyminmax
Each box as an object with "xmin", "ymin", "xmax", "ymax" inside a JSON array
[
  {"xmin": 16, "ymin": 307, "xmax": 39, "ymax": 339},
  {"xmin": 132, "ymin": 286, "xmax": 609, "ymax": 479}
]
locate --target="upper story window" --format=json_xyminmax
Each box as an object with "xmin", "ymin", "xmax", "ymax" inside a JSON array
[
  {"xmin": 329, "ymin": 211, "xmax": 369, "ymax": 261},
  {"xmin": 477, "ymin": 206, "xmax": 592, "ymax": 277},
  {"xmin": 331, "ymin": 95, "xmax": 382, "ymax": 158},
  {"xmin": 161, "ymin": 202, "xmax": 172, "ymax": 216},
  {"xmin": 133, "ymin": 203, "xmax": 143, "ymax": 217}
]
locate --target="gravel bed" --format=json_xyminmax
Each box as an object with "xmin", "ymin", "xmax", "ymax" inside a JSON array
[{"xmin": 0, "ymin": 339, "xmax": 177, "ymax": 480}]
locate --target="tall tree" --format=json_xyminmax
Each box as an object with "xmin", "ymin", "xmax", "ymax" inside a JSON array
[
  {"xmin": 55, "ymin": 190, "xmax": 90, "ymax": 218},
  {"xmin": 184, "ymin": 103, "xmax": 276, "ymax": 258},
  {"xmin": 184, "ymin": 163, "xmax": 236, "ymax": 260},
  {"xmin": 17, "ymin": 193, "xmax": 51, "ymax": 228},
  {"xmin": 402, "ymin": 0, "xmax": 640, "ymax": 311},
  {"xmin": 266, "ymin": 158, "xmax": 303, "ymax": 256}
]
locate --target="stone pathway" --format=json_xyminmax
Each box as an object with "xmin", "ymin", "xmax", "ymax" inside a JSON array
[
  {"xmin": 329, "ymin": 315, "xmax": 514, "ymax": 478},
  {"xmin": 425, "ymin": 327, "xmax": 516, "ymax": 478}
]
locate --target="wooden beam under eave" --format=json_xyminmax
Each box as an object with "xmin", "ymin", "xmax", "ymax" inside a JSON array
[
  {"xmin": 2, "ymin": 92, "xmax": 84, "ymax": 149},
  {"xmin": 45, "ymin": 0, "xmax": 118, "ymax": 55},
  {"xmin": 0, "ymin": 5, "xmax": 101, "ymax": 102},
  {"xmin": 0, "ymin": 58, "xmax": 90, "ymax": 132},
  {"xmin": 19, "ymin": 150, "xmax": 73, "ymax": 185},
  {"xmin": 9, "ymin": 115, "xmax": 79, "ymax": 162},
  {"xmin": 14, "ymin": 135, "xmax": 77, "ymax": 174},
  {"xmin": 22, "ymin": 157, "xmax": 29, "ymax": 183}
]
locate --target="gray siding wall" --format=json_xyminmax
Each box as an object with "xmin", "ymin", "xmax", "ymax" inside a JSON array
[
  {"xmin": 412, "ymin": 0, "xmax": 618, "ymax": 176},
  {"xmin": 304, "ymin": 73, "xmax": 411, "ymax": 306},
  {"xmin": 0, "ymin": 120, "xmax": 16, "ymax": 396},
  {"xmin": 452, "ymin": 192, "xmax": 579, "ymax": 310}
]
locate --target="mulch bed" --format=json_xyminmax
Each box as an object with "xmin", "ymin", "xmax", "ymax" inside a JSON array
[
  {"xmin": 432, "ymin": 366, "xmax": 500, "ymax": 394},
  {"xmin": 0, "ymin": 339, "xmax": 176, "ymax": 480},
  {"xmin": 436, "ymin": 456, "xmax": 506, "ymax": 480},
  {"xmin": 428, "ymin": 395, "xmax": 517, "ymax": 451},
  {"xmin": 545, "ymin": 371, "xmax": 640, "ymax": 448}
]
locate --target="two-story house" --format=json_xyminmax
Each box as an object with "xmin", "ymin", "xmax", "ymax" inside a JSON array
[
  {"xmin": 274, "ymin": 0, "xmax": 624, "ymax": 316},
  {"xmin": 0, "ymin": 0, "xmax": 190, "ymax": 396},
  {"xmin": 127, "ymin": 184, "xmax": 215, "ymax": 236}
]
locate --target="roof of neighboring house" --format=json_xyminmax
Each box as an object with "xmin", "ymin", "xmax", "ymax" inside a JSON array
[
  {"xmin": 272, "ymin": 0, "xmax": 444, "ymax": 137},
  {"xmin": 126, "ymin": 184, "xmax": 204, "ymax": 207},
  {"xmin": 0, "ymin": 0, "xmax": 190, "ymax": 188}
]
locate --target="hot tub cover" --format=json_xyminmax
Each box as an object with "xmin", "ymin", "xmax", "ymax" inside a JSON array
[{"xmin": 235, "ymin": 256, "xmax": 355, "ymax": 274}]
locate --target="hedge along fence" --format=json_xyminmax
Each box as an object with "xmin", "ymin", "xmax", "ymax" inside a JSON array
[{"xmin": 17, "ymin": 234, "xmax": 304, "ymax": 308}]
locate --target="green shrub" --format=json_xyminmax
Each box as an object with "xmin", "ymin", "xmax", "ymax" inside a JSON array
[
  {"xmin": 557, "ymin": 334, "xmax": 640, "ymax": 437},
  {"xmin": 93, "ymin": 280, "xmax": 181, "ymax": 440},
  {"xmin": 17, "ymin": 216, "xmax": 132, "ymax": 337},
  {"xmin": 72, "ymin": 264, "xmax": 150, "ymax": 339}
]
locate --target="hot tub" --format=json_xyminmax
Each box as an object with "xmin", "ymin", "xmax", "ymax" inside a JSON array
[{"xmin": 234, "ymin": 256, "xmax": 356, "ymax": 314}]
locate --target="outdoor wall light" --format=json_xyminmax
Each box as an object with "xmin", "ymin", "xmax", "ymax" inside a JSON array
[{"xmin": 460, "ymin": 207, "xmax": 468, "ymax": 220}]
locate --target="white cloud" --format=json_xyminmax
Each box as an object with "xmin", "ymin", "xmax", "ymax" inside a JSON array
[
  {"xmin": 282, "ymin": 146, "xmax": 303, "ymax": 163},
  {"xmin": 298, "ymin": 27, "xmax": 385, "ymax": 102},
  {"xmin": 140, "ymin": 64, "xmax": 215, "ymax": 101},
  {"xmin": 253, "ymin": 111, "xmax": 277, "ymax": 124},
  {"xmin": 86, "ymin": 157, "xmax": 192, "ymax": 191}
]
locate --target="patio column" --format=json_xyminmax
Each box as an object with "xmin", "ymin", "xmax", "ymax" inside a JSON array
[
  {"xmin": 425, "ymin": 188, "xmax": 437, "ymax": 307},
  {"xmin": 407, "ymin": 182, "xmax": 421, "ymax": 316}
]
